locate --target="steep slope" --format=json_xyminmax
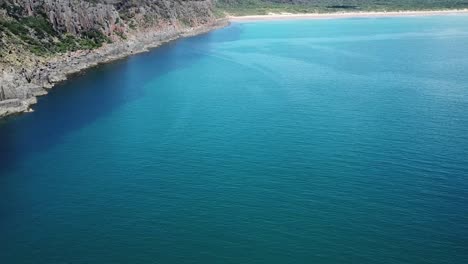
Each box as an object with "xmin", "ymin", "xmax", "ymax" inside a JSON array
[{"xmin": 0, "ymin": 0, "xmax": 225, "ymax": 117}]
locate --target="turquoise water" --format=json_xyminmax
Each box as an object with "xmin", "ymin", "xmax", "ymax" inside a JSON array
[{"xmin": 1, "ymin": 16, "xmax": 468, "ymax": 263}]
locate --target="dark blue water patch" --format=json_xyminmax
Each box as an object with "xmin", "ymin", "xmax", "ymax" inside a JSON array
[{"xmin": 0, "ymin": 28, "xmax": 236, "ymax": 174}]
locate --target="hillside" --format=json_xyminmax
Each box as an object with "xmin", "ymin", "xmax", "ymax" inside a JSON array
[{"xmin": 0, "ymin": 0, "xmax": 217, "ymax": 63}]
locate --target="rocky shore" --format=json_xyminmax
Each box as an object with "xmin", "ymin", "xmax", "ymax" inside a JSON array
[
  {"xmin": 0, "ymin": 0, "xmax": 229, "ymax": 118},
  {"xmin": 0, "ymin": 19, "xmax": 227, "ymax": 118}
]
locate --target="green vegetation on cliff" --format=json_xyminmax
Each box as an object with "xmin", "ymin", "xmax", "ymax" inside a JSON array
[
  {"xmin": 0, "ymin": 15, "xmax": 108, "ymax": 56},
  {"xmin": 216, "ymin": 0, "xmax": 468, "ymax": 15},
  {"xmin": 0, "ymin": 1, "xmax": 110, "ymax": 56},
  {"xmin": 0, "ymin": 0, "xmax": 216, "ymax": 59}
]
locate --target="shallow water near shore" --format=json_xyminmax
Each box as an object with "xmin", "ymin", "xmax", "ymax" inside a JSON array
[{"xmin": 1, "ymin": 16, "xmax": 468, "ymax": 263}]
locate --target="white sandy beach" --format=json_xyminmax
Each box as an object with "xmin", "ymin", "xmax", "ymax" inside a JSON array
[{"xmin": 229, "ymin": 9, "xmax": 468, "ymax": 22}]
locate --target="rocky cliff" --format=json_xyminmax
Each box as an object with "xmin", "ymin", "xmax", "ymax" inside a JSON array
[{"xmin": 0, "ymin": 0, "xmax": 226, "ymax": 117}]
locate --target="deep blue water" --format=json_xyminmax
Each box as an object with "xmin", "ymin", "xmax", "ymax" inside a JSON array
[{"xmin": 1, "ymin": 16, "xmax": 468, "ymax": 264}]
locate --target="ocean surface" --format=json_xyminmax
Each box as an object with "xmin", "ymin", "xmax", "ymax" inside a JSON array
[{"xmin": 1, "ymin": 16, "xmax": 468, "ymax": 264}]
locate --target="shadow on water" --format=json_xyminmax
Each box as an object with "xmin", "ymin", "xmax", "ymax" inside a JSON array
[{"xmin": 0, "ymin": 25, "xmax": 242, "ymax": 175}]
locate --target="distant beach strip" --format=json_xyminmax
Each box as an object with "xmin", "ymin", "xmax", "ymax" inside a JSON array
[{"xmin": 228, "ymin": 9, "xmax": 468, "ymax": 22}]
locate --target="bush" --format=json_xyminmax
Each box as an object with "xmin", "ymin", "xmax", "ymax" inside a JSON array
[{"xmin": 1, "ymin": 14, "xmax": 109, "ymax": 56}]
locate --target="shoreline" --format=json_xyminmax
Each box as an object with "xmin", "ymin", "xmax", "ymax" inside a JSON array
[
  {"xmin": 229, "ymin": 9, "xmax": 468, "ymax": 22},
  {"xmin": 2, "ymin": 9, "xmax": 468, "ymax": 118},
  {"xmin": 0, "ymin": 19, "xmax": 229, "ymax": 118}
]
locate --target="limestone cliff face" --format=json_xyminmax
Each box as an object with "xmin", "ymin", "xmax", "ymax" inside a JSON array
[{"xmin": 0, "ymin": 0, "xmax": 224, "ymax": 117}]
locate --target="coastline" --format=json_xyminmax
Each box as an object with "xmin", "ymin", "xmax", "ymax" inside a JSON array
[
  {"xmin": 2, "ymin": 8, "xmax": 468, "ymax": 118},
  {"xmin": 0, "ymin": 19, "xmax": 229, "ymax": 118},
  {"xmin": 229, "ymin": 9, "xmax": 468, "ymax": 22}
]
